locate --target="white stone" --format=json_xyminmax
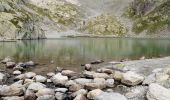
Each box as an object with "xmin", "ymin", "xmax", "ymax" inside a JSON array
[
  {"xmin": 87, "ymin": 89, "xmax": 103, "ymax": 99},
  {"xmin": 106, "ymin": 79, "xmax": 114, "ymax": 87},
  {"xmin": 34, "ymin": 75, "xmax": 47, "ymax": 83},
  {"xmin": 121, "ymin": 71, "xmax": 144, "ymax": 86},
  {"xmin": 51, "ymin": 73, "xmax": 68, "ymax": 85},
  {"xmin": 147, "ymin": 83, "xmax": 170, "ymax": 100},
  {"xmin": 13, "ymin": 70, "xmax": 22, "ymax": 75}
]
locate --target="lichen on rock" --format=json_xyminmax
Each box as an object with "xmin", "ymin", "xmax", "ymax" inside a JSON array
[
  {"xmin": 79, "ymin": 14, "xmax": 127, "ymax": 36},
  {"xmin": 124, "ymin": 0, "xmax": 170, "ymax": 34}
]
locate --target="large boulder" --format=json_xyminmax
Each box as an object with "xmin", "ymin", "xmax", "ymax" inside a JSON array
[
  {"xmin": 125, "ymin": 86, "xmax": 148, "ymax": 100},
  {"xmin": 147, "ymin": 83, "xmax": 170, "ymax": 100},
  {"xmin": 121, "ymin": 71, "xmax": 144, "ymax": 86},
  {"xmin": 0, "ymin": 84, "xmax": 25, "ymax": 96},
  {"xmin": 27, "ymin": 82, "xmax": 46, "ymax": 92},
  {"xmin": 34, "ymin": 75, "xmax": 47, "ymax": 83},
  {"xmin": 51, "ymin": 73, "xmax": 68, "ymax": 86}
]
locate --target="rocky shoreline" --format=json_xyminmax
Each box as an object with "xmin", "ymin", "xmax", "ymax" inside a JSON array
[{"xmin": 1, "ymin": 57, "xmax": 170, "ymax": 100}]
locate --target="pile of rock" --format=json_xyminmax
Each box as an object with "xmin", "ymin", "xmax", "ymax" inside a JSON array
[{"xmin": 1, "ymin": 57, "xmax": 170, "ymax": 100}]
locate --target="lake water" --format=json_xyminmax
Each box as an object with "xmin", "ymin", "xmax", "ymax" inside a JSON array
[{"xmin": 1, "ymin": 38, "xmax": 170, "ymax": 74}]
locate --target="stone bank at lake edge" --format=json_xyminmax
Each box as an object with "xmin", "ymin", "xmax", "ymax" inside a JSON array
[{"xmin": 1, "ymin": 56, "xmax": 170, "ymax": 100}]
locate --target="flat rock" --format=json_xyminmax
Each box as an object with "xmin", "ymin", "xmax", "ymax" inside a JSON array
[
  {"xmin": 61, "ymin": 70, "xmax": 77, "ymax": 77},
  {"xmin": 2, "ymin": 57, "xmax": 12, "ymax": 64},
  {"xmin": 51, "ymin": 73, "xmax": 68, "ymax": 85},
  {"xmin": 1, "ymin": 96, "xmax": 24, "ymax": 100},
  {"xmin": 36, "ymin": 88, "xmax": 55, "ymax": 97},
  {"xmin": 147, "ymin": 83, "xmax": 170, "ymax": 100},
  {"xmin": 13, "ymin": 70, "xmax": 22, "ymax": 75},
  {"xmin": 34, "ymin": 75, "xmax": 47, "ymax": 83},
  {"xmin": 37, "ymin": 95, "xmax": 55, "ymax": 100},
  {"xmin": 87, "ymin": 89, "xmax": 103, "ymax": 99},
  {"xmin": 25, "ymin": 61, "xmax": 35, "ymax": 66},
  {"xmin": 25, "ymin": 72, "xmax": 36, "ymax": 79},
  {"xmin": 121, "ymin": 71, "xmax": 144, "ymax": 86},
  {"xmin": 0, "ymin": 84, "xmax": 24, "ymax": 96},
  {"xmin": 55, "ymin": 88, "xmax": 68, "ymax": 93},
  {"xmin": 93, "ymin": 73, "xmax": 110, "ymax": 79},
  {"xmin": 27, "ymin": 82, "xmax": 46, "ymax": 92},
  {"xmin": 74, "ymin": 78, "xmax": 92, "ymax": 85},
  {"xmin": 6, "ymin": 61, "xmax": 16, "ymax": 68},
  {"xmin": 95, "ymin": 92, "xmax": 127, "ymax": 100}
]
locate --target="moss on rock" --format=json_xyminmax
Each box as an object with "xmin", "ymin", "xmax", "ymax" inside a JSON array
[
  {"xmin": 79, "ymin": 15, "xmax": 127, "ymax": 36},
  {"xmin": 124, "ymin": 0, "xmax": 170, "ymax": 34}
]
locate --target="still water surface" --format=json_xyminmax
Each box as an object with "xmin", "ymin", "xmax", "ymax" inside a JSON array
[{"xmin": 0, "ymin": 38, "xmax": 170, "ymax": 74}]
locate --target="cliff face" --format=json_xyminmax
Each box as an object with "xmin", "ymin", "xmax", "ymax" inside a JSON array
[
  {"xmin": 124, "ymin": 0, "xmax": 170, "ymax": 36},
  {"xmin": 0, "ymin": 0, "xmax": 81, "ymax": 40},
  {"xmin": 0, "ymin": 0, "xmax": 169, "ymax": 39},
  {"xmin": 0, "ymin": 0, "xmax": 46, "ymax": 40}
]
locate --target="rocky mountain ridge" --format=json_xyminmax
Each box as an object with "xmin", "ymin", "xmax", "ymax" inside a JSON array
[{"xmin": 0, "ymin": 0, "xmax": 170, "ymax": 40}]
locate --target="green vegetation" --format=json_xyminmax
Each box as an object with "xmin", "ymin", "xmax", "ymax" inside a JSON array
[
  {"xmin": 79, "ymin": 15, "xmax": 127, "ymax": 36},
  {"xmin": 124, "ymin": 0, "xmax": 170, "ymax": 34}
]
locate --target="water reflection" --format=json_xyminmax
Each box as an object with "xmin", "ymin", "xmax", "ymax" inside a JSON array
[{"xmin": 0, "ymin": 38, "xmax": 170, "ymax": 73}]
